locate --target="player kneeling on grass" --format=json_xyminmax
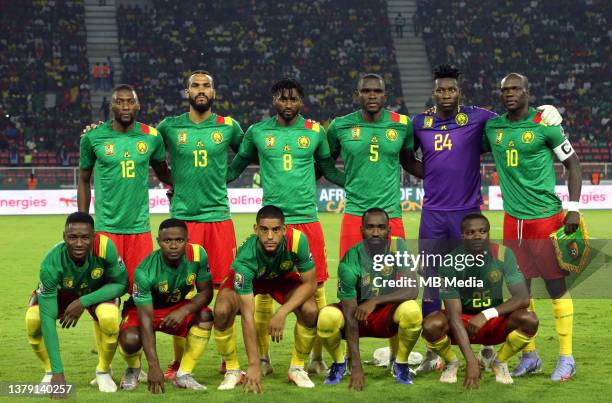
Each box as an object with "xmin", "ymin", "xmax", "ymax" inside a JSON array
[
  {"xmin": 25, "ymin": 212, "xmax": 128, "ymax": 395},
  {"xmin": 421, "ymin": 214, "xmax": 538, "ymax": 388},
  {"xmin": 214, "ymin": 205, "xmax": 318, "ymax": 392},
  {"xmin": 317, "ymin": 208, "xmax": 422, "ymax": 390},
  {"xmin": 118, "ymin": 219, "xmax": 213, "ymax": 393}
]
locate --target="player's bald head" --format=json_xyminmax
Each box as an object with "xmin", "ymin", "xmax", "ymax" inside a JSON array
[
  {"xmin": 358, "ymin": 73, "xmax": 385, "ymax": 91},
  {"xmin": 501, "ymin": 73, "xmax": 529, "ymax": 90}
]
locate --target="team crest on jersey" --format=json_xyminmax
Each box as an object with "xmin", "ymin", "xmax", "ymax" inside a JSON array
[
  {"xmin": 424, "ymin": 116, "xmax": 433, "ymax": 128},
  {"xmin": 158, "ymin": 281, "xmax": 169, "ymax": 293},
  {"xmin": 508, "ymin": 140, "xmax": 515, "ymax": 148},
  {"xmin": 258, "ymin": 267, "xmax": 267, "ymax": 276},
  {"xmin": 351, "ymin": 126, "xmax": 361, "ymax": 139},
  {"xmin": 124, "ymin": 151, "xmax": 131, "ymax": 158},
  {"xmin": 63, "ymin": 277, "xmax": 74, "ymax": 289},
  {"xmin": 455, "ymin": 113, "xmax": 469, "ymax": 126},
  {"xmin": 91, "ymin": 267, "xmax": 103, "ymax": 279},
  {"xmin": 496, "ymin": 131, "xmax": 503, "ymax": 144},
  {"xmin": 488, "ymin": 269, "xmax": 501, "ymax": 283},
  {"xmin": 382, "ymin": 265, "xmax": 393, "ymax": 277},
  {"xmin": 385, "ymin": 128, "xmax": 398, "ymax": 142},
  {"xmin": 196, "ymin": 140, "xmax": 205, "ymax": 148},
  {"xmin": 234, "ymin": 273, "xmax": 244, "ymax": 290},
  {"xmin": 186, "ymin": 273, "xmax": 196, "ymax": 285},
  {"xmin": 265, "ymin": 136, "xmax": 275, "ymax": 148},
  {"xmin": 371, "ymin": 136, "xmax": 378, "ymax": 143},
  {"xmin": 104, "ymin": 143, "xmax": 115, "ymax": 156},
  {"xmin": 211, "ymin": 131, "xmax": 224, "ymax": 144},
  {"xmin": 298, "ymin": 136, "xmax": 310, "ymax": 149},
  {"xmin": 280, "ymin": 260, "xmax": 294, "ymax": 271},
  {"xmin": 362, "ymin": 273, "xmax": 371, "ymax": 286},
  {"xmin": 136, "ymin": 141, "xmax": 148, "ymax": 154},
  {"xmin": 178, "ymin": 131, "xmax": 187, "ymax": 144},
  {"xmin": 521, "ymin": 131, "xmax": 534, "ymax": 144}
]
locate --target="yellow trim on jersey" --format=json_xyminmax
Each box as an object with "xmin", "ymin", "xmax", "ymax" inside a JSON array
[
  {"xmin": 390, "ymin": 236, "xmax": 399, "ymax": 253},
  {"xmin": 312, "ymin": 122, "xmax": 321, "ymax": 132},
  {"xmin": 497, "ymin": 245, "xmax": 506, "ymax": 262},
  {"xmin": 398, "ymin": 114, "xmax": 408, "ymax": 125},
  {"xmin": 291, "ymin": 229, "xmax": 302, "ymax": 254},
  {"xmin": 223, "ymin": 116, "xmax": 232, "ymax": 126},
  {"xmin": 99, "ymin": 235, "xmax": 109, "ymax": 259},
  {"xmin": 192, "ymin": 244, "xmax": 201, "ymax": 262}
]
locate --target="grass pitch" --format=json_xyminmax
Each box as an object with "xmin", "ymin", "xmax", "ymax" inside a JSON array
[{"xmin": 0, "ymin": 211, "xmax": 611, "ymax": 402}]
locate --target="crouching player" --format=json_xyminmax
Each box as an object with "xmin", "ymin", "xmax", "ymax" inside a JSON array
[
  {"xmin": 118, "ymin": 219, "xmax": 213, "ymax": 393},
  {"xmin": 421, "ymin": 214, "xmax": 538, "ymax": 387},
  {"xmin": 317, "ymin": 208, "xmax": 422, "ymax": 389},
  {"xmin": 25, "ymin": 212, "xmax": 128, "ymax": 395},
  {"xmin": 214, "ymin": 205, "xmax": 318, "ymax": 392}
]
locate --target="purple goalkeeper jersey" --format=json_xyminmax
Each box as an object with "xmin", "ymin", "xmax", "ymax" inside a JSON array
[{"xmin": 412, "ymin": 105, "xmax": 497, "ymax": 211}]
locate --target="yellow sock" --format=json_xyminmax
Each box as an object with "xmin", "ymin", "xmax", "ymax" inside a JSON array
[
  {"xmin": 497, "ymin": 330, "xmax": 534, "ymax": 362},
  {"xmin": 393, "ymin": 301, "xmax": 422, "ymax": 363},
  {"xmin": 119, "ymin": 346, "xmax": 142, "ymax": 369},
  {"xmin": 25, "ymin": 306, "xmax": 51, "ymax": 373},
  {"xmin": 214, "ymin": 325, "xmax": 240, "ymax": 370},
  {"xmin": 425, "ymin": 335, "xmax": 456, "ymax": 363},
  {"xmin": 523, "ymin": 299, "xmax": 537, "ymax": 353},
  {"xmin": 291, "ymin": 322, "xmax": 316, "ymax": 368},
  {"xmin": 317, "ymin": 306, "xmax": 345, "ymax": 363},
  {"xmin": 254, "ymin": 294, "xmax": 273, "ymax": 358},
  {"xmin": 172, "ymin": 336, "xmax": 186, "ymax": 362},
  {"xmin": 178, "ymin": 327, "xmax": 211, "ymax": 374},
  {"xmin": 92, "ymin": 320, "xmax": 102, "ymax": 355},
  {"xmin": 311, "ymin": 287, "xmax": 327, "ymax": 359},
  {"xmin": 95, "ymin": 304, "xmax": 120, "ymax": 373},
  {"xmin": 553, "ymin": 293, "xmax": 573, "ymax": 356}
]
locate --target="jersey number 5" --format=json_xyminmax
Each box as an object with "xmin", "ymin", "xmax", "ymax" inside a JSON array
[
  {"xmin": 369, "ymin": 144, "xmax": 379, "ymax": 162},
  {"xmin": 434, "ymin": 133, "xmax": 452, "ymax": 151},
  {"xmin": 121, "ymin": 160, "xmax": 135, "ymax": 178},
  {"xmin": 193, "ymin": 150, "xmax": 208, "ymax": 167}
]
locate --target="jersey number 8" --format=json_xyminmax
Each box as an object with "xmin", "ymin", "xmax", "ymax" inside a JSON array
[{"xmin": 283, "ymin": 154, "xmax": 292, "ymax": 171}]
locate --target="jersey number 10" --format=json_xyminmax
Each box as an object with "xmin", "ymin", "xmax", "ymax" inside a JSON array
[{"xmin": 506, "ymin": 149, "xmax": 519, "ymax": 167}]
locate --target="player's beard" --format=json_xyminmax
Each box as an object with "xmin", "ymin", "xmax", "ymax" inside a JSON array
[
  {"xmin": 189, "ymin": 95, "xmax": 213, "ymax": 113},
  {"xmin": 114, "ymin": 114, "xmax": 134, "ymax": 129},
  {"xmin": 364, "ymin": 237, "xmax": 388, "ymax": 258}
]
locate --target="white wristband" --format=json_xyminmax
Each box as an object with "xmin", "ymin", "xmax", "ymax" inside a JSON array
[
  {"xmin": 481, "ymin": 308, "xmax": 499, "ymax": 321},
  {"xmin": 566, "ymin": 201, "xmax": 580, "ymax": 212}
]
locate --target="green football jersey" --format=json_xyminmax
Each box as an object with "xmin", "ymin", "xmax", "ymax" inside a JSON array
[
  {"xmin": 337, "ymin": 237, "xmax": 412, "ymax": 304},
  {"xmin": 439, "ymin": 243, "xmax": 524, "ymax": 315},
  {"xmin": 238, "ymin": 115, "xmax": 330, "ymax": 224},
  {"xmin": 158, "ymin": 113, "xmax": 244, "ymax": 222},
  {"xmin": 79, "ymin": 121, "xmax": 166, "ymax": 233},
  {"xmin": 483, "ymin": 108, "xmax": 566, "ymax": 219},
  {"xmin": 37, "ymin": 234, "xmax": 128, "ymax": 373},
  {"xmin": 327, "ymin": 110, "xmax": 414, "ymax": 218},
  {"xmin": 132, "ymin": 243, "xmax": 211, "ymax": 308},
  {"xmin": 232, "ymin": 229, "xmax": 314, "ymax": 295}
]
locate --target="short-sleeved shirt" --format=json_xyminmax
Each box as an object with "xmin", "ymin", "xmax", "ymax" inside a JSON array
[
  {"xmin": 132, "ymin": 244, "xmax": 211, "ymax": 308},
  {"xmin": 238, "ymin": 116, "xmax": 330, "ymax": 224},
  {"xmin": 327, "ymin": 110, "xmax": 414, "ymax": 218},
  {"xmin": 37, "ymin": 234, "xmax": 128, "ymax": 307},
  {"xmin": 79, "ymin": 121, "xmax": 166, "ymax": 233},
  {"xmin": 231, "ymin": 229, "xmax": 314, "ymax": 295},
  {"xmin": 337, "ymin": 237, "xmax": 413, "ymax": 304},
  {"xmin": 439, "ymin": 243, "xmax": 524, "ymax": 315},
  {"xmin": 412, "ymin": 106, "xmax": 497, "ymax": 210},
  {"xmin": 157, "ymin": 113, "xmax": 243, "ymax": 222},
  {"xmin": 483, "ymin": 108, "xmax": 566, "ymax": 219}
]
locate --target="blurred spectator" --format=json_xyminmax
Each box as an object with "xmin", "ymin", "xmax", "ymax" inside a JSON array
[
  {"xmin": 9, "ymin": 148, "xmax": 18, "ymax": 165},
  {"xmin": 28, "ymin": 172, "xmax": 38, "ymax": 189},
  {"xmin": 106, "ymin": 56, "xmax": 115, "ymax": 86},
  {"xmin": 100, "ymin": 96, "xmax": 110, "ymax": 120},
  {"xmin": 252, "ymin": 171, "xmax": 261, "ymax": 188},
  {"xmin": 93, "ymin": 63, "xmax": 103, "ymax": 90},
  {"xmin": 394, "ymin": 13, "xmax": 406, "ymax": 38},
  {"xmin": 57, "ymin": 144, "xmax": 70, "ymax": 166},
  {"xmin": 101, "ymin": 62, "xmax": 111, "ymax": 90}
]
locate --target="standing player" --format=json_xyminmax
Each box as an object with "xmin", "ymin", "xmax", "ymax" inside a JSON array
[
  {"xmin": 118, "ymin": 219, "xmax": 213, "ymax": 392},
  {"xmin": 227, "ymin": 78, "xmax": 344, "ymax": 375},
  {"xmin": 409, "ymin": 64, "xmax": 563, "ymax": 373},
  {"xmin": 78, "ymin": 84, "xmax": 172, "ymax": 284},
  {"xmin": 25, "ymin": 212, "xmax": 128, "ymax": 395},
  {"xmin": 483, "ymin": 73, "xmax": 582, "ymax": 381},
  {"xmin": 213, "ymin": 206, "xmax": 319, "ymax": 391},
  {"xmin": 422, "ymin": 214, "xmax": 539, "ymax": 387},
  {"xmin": 317, "ymin": 208, "xmax": 422, "ymax": 389},
  {"xmin": 156, "ymin": 70, "xmax": 243, "ymax": 378}
]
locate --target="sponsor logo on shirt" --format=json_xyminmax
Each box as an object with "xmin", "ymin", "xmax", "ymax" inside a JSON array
[
  {"xmin": 124, "ymin": 151, "xmax": 131, "ymax": 158},
  {"xmin": 424, "ymin": 116, "xmax": 433, "ymax": 128},
  {"xmin": 508, "ymin": 140, "xmax": 515, "ymax": 148},
  {"xmin": 455, "ymin": 113, "xmax": 469, "ymax": 126},
  {"xmin": 521, "ymin": 131, "xmax": 534, "ymax": 144},
  {"xmin": 186, "ymin": 273, "xmax": 196, "ymax": 285},
  {"xmin": 385, "ymin": 129, "xmax": 398, "ymax": 142},
  {"xmin": 351, "ymin": 126, "xmax": 361, "ymax": 139},
  {"xmin": 197, "ymin": 140, "xmax": 205, "ymax": 148},
  {"xmin": 158, "ymin": 281, "xmax": 169, "ymax": 293},
  {"xmin": 178, "ymin": 131, "xmax": 187, "ymax": 144},
  {"xmin": 371, "ymin": 136, "xmax": 378, "ymax": 144},
  {"xmin": 284, "ymin": 144, "xmax": 291, "ymax": 152},
  {"xmin": 91, "ymin": 267, "xmax": 103, "ymax": 279},
  {"xmin": 234, "ymin": 273, "xmax": 244, "ymax": 289},
  {"xmin": 265, "ymin": 136, "xmax": 275, "ymax": 148},
  {"xmin": 298, "ymin": 136, "xmax": 310, "ymax": 149},
  {"xmin": 63, "ymin": 277, "xmax": 74, "ymax": 289},
  {"xmin": 104, "ymin": 143, "xmax": 114, "ymax": 156},
  {"xmin": 136, "ymin": 141, "xmax": 148, "ymax": 154},
  {"xmin": 496, "ymin": 131, "xmax": 503, "ymax": 144},
  {"xmin": 211, "ymin": 131, "xmax": 224, "ymax": 144}
]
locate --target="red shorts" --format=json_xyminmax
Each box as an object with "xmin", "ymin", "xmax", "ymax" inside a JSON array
[
  {"xmin": 287, "ymin": 221, "xmax": 328, "ymax": 284},
  {"xmin": 98, "ymin": 231, "xmax": 153, "ymax": 287},
  {"xmin": 340, "ymin": 214, "xmax": 406, "ymax": 259},
  {"xmin": 29, "ymin": 290, "xmax": 118, "ymax": 322},
  {"xmin": 448, "ymin": 313, "xmax": 511, "ymax": 345},
  {"xmin": 503, "ymin": 212, "xmax": 566, "ymax": 280},
  {"xmin": 184, "ymin": 220, "xmax": 237, "ymax": 286},
  {"xmin": 120, "ymin": 300, "xmax": 211, "ymax": 337},
  {"xmin": 220, "ymin": 270, "xmax": 303, "ymax": 305},
  {"xmin": 330, "ymin": 302, "xmax": 398, "ymax": 339}
]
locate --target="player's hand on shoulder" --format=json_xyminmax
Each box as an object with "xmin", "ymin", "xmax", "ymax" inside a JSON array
[
  {"xmin": 243, "ymin": 365, "xmax": 263, "ymax": 394},
  {"xmin": 564, "ymin": 211, "xmax": 580, "ymax": 234},
  {"xmin": 348, "ymin": 366, "xmax": 365, "ymax": 391},
  {"xmin": 80, "ymin": 121, "xmax": 104, "ymax": 137},
  {"xmin": 537, "ymin": 105, "xmax": 562, "ymax": 126},
  {"xmin": 147, "ymin": 365, "xmax": 165, "ymax": 394},
  {"xmin": 464, "ymin": 360, "xmax": 480, "ymax": 389}
]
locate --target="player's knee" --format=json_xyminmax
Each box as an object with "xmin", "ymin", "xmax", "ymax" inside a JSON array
[
  {"xmin": 297, "ymin": 298, "xmax": 319, "ymax": 328},
  {"xmin": 317, "ymin": 306, "xmax": 344, "ymax": 339},
  {"xmin": 119, "ymin": 328, "xmax": 141, "ymax": 353},
  {"xmin": 213, "ymin": 302, "xmax": 234, "ymax": 329},
  {"xmin": 516, "ymin": 309, "xmax": 539, "ymax": 336},
  {"xmin": 194, "ymin": 309, "xmax": 214, "ymax": 330},
  {"xmin": 96, "ymin": 304, "xmax": 120, "ymax": 335},
  {"xmin": 421, "ymin": 311, "xmax": 447, "ymax": 341},
  {"xmin": 25, "ymin": 306, "xmax": 41, "ymax": 339},
  {"xmin": 394, "ymin": 300, "xmax": 422, "ymax": 329}
]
